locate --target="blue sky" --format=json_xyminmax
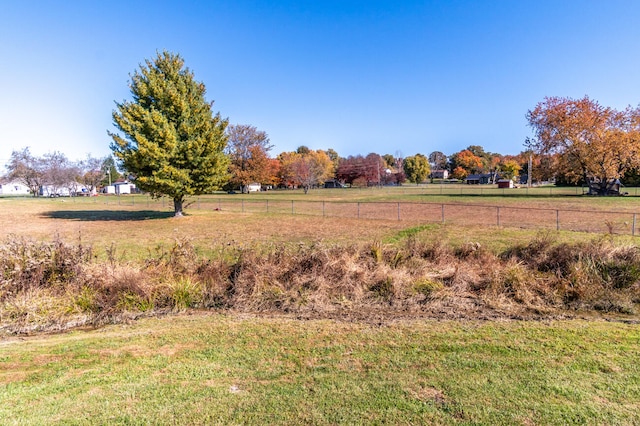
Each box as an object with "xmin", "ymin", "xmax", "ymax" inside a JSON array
[{"xmin": 2, "ymin": 0, "xmax": 640, "ymax": 168}]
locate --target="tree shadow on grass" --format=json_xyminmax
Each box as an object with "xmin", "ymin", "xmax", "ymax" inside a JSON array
[{"xmin": 42, "ymin": 210, "xmax": 175, "ymax": 221}]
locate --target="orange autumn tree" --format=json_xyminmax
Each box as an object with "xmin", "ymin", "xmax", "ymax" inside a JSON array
[
  {"xmin": 449, "ymin": 149, "xmax": 484, "ymax": 179},
  {"xmin": 527, "ymin": 96, "xmax": 640, "ymax": 195},
  {"xmin": 226, "ymin": 124, "xmax": 274, "ymax": 192}
]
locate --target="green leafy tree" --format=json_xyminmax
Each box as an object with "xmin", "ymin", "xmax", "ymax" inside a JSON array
[
  {"xmin": 100, "ymin": 156, "xmax": 122, "ymax": 187},
  {"xmin": 109, "ymin": 51, "xmax": 229, "ymax": 216},
  {"xmin": 499, "ymin": 159, "xmax": 521, "ymax": 181},
  {"xmin": 326, "ymin": 148, "xmax": 340, "ymax": 173},
  {"xmin": 403, "ymin": 154, "xmax": 430, "ymax": 184}
]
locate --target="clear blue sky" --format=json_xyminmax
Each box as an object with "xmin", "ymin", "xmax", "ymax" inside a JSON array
[{"xmin": 2, "ymin": 0, "xmax": 640, "ymax": 168}]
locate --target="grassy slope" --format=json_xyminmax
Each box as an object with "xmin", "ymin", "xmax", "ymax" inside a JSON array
[{"xmin": 1, "ymin": 314, "xmax": 639, "ymax": 425}]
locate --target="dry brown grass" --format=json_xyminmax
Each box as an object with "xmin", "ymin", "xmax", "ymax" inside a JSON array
[{"xmin": 1, "ymin": 230, "xmax": 639, "ymax": 335}]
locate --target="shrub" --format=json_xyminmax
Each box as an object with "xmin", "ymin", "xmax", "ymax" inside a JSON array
[
  {"xmin": 413, "ymin": 279, "xmax": 444, "ymax": 298},
  {"xmin": 163, "ymin": 277, "xmax": 203, "ymax": 311}
]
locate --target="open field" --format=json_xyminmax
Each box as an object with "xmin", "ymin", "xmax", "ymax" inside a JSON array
[
  {"xmin": 2, "ymin": 186, "xmax": 640, "ymax": 256},
  {"xmin": 1, "ymin": 189, "xmax": 640, "ymax": 424},
  {"xmin": 1, "ymin": 315, "xmax": 639, "ymax": 425}
]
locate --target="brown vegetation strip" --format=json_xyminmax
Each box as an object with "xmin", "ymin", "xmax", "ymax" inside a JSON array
[{"xmin": 1, "ymin": 233, "xmax": 639, "ymax": 335}]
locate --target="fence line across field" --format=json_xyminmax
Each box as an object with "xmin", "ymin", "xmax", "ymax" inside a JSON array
[
  {"xmin": 200, "ymin": 198, "xmax": 640, "ymax": 236},
  {"xmin": 84, "ymin": 195, "xmax": 640, "ymax": 236}
]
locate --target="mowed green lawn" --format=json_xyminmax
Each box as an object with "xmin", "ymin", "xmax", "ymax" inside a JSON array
[
  {"xmin": 1, "ymin": 190, "xmax": 640, "ymax": 424},
  {"xmin": 1, "ymin": 315, "xmax": 639, "ymax": 425}
]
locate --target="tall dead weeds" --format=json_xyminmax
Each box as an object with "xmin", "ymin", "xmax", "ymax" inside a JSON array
[{"xmin": 1, "ymin": 232, "xmax": 639, "ymax": 334}]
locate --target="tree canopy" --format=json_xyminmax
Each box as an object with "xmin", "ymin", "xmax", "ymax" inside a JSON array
[
  {"xmin": 109, "ymin": 51, "xmax": 228, "ymax": 216},
  {"xmin": 226, "ymin": 124, "xmax": 273, "ymax": 192},
  {"xmin": 279, "ymin": 149, "xmax": 334, "ymax": 193},
  {"xmin": 527, "ymin": 96, "xmax": 640, "ymax": 195},
  {"xmin": 5, "ymin": 147, "xmax": 44, "ymax": 196},
  {"xmin": 449, "ymin": 149, "xmax": 483, "ymax": 180},
  {"xmin": 403, "ymin": 154, "xmax": 430, "ymax": 184}
]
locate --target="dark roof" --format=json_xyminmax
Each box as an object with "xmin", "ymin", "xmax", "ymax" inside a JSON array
[{"xmin": 465, "ymin": 173, "xmax": 496, "ymax": 180}]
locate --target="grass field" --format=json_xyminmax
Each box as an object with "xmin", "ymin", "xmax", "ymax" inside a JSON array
[
  {"xmin": 2, "ymin": 315, "xmax": 639, "ymax": 425},
  {"xmin": 1, "ymin": 188, "xmax": 640, "ymax": 424},
  {"xmin": 2, "ymin": 187, "xmax": 640, "ymax": 258}
]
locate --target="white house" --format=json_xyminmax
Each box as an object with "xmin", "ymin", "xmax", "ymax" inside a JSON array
[
  {"xmin": 247, "ymin": 183, "xmax": 261, "ymax": 192},
  {"xmin": 40, "ymin": 183, "xmax": 89, "ymax": 197},
  {"xmin": 114, "ymin": 182, "xmax": 136, "ymax": 195},
  {"xmin": 0, "ymin": 180, "xmax": 30, "ymax": 195},
  {"xmin": 431, "ymin": 169, "xmax": 449, "ymax": 179}
]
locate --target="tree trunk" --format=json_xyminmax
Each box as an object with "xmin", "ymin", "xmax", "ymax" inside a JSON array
[{"xmin": 173, "ymin": 198, "xmax": 184, "ymax": 217}]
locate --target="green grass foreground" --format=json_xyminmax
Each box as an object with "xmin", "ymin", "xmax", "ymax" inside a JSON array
[{"xmin": 1, "ymin": 314, "xmax": 639, "ymax": 425}]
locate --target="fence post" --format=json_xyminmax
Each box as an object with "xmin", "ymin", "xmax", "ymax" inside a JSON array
[
  {"xmin": 266, "ymin": 199, "xmax": 269, "ymax": 213},
  {"xmin": 397, "ymin": 202, "xmax": 401, "ymax": 221},
  {"xmin": 633, "ymin": 214, "xmax": 637, "ymax": 236},
  {"xmin": 497, "ymin": 206, "xmax": 500, "ymax": 226},
  {"xmin": 291, "ymin": 200, "xmax": 294, "ymax": 215},
  {"xmin": 441, "ymin": 204, "xmax": 445, "ymax": 223},
  {"xmin": 322, "ymin": 201, "xmax": 325, "ymax": 217},
  {"xmin": 357, "ymin": 202, "xmax": 360, "ymax": 219},
  {"xmin": 556, "ymin": 210, "xmax": 560, "ymax": 230},
  {"xmin": 242, "ymin": 199, "xmax": 244, "ymax": 213}
]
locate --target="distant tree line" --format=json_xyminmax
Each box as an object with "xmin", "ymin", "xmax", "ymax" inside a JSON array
[
  {"xmin": 7, "ymin": 51, "xmax": 640, "ymax": 216},
  {"xmin": 3, "ymin": 147, "xmax": 119, "ymax": 197}
]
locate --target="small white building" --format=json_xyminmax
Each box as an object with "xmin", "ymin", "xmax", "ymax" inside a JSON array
[
  {"xmin": 114, "ymin": 182, "xmax": 136, "ymax": 195},
  {"xmin": 0, "ymin": 180, "xmax": 30, "ymax": 195},
  {"xmin": 247, "ymin": 183, "xmax": 261, "ymax": 193}
]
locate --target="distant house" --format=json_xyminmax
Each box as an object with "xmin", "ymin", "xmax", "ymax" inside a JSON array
[
  {"xmin": 324, "ymin": 179, "xmax": 345, "ymax": 188},
  {"xmin": 465, "ymin": 173, "xmax": 499, "ymax": 185},
  {"xmin": 40, "ymin": 185, "xmax": 71, "ymax": 197},
  {"xmin": 0, "ymin": 180, "xmax": 30, "ymax": 195},
  {"xmin": 114, "ymin": 182, "xmax": 135, "ymax": 195},
  {"xmin": 431, "ymin": 169, "xmax": 449, "ymax": 179},
  {"xmin": 247, "ymin": 183, "xmax": 261, "ymax": 193},
  {"xmin": 587, "ymin": 178, "xmax": 623, "ymax": 196}
]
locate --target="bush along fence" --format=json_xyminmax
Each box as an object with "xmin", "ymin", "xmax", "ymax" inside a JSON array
[{"xmin": 73, "ymin": 195, "xmax": 640, "ymax": 236}]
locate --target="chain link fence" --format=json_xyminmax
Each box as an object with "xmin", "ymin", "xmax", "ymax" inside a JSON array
[{"xmin": 63, "ymin": 194, "xmax": 640, "ymax": 236}]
